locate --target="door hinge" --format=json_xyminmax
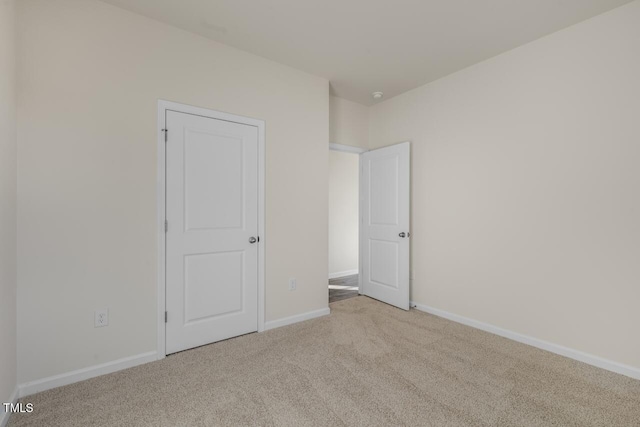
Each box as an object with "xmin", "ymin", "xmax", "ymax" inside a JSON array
[
  {"xmin": 164, "ymin": 219, "xmax": 168, "ymax": 232},
  {"xmin": 165, "ymin": 311, "xmax": 168, "ymax": 323},
  {"xmin": 162, "ymin": 128, "xmax": 168, "ymax": 142}
]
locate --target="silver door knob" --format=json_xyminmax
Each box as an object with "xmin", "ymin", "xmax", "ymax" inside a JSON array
[
  {"xmin": 399, "ymin": 232, "xmax": 407, "ymax": 238},
  {"xmin": 249, "ymin": 237, "xmax": 257, "ymax": 244}
]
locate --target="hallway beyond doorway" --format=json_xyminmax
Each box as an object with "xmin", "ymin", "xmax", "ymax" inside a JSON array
[{"xmin": 329, "ymin": 274, "xmax": 358, "ymax": 303}]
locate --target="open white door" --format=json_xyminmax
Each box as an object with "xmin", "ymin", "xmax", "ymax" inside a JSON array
[{"xmin": 360, "ymin": 142, "xmax": 410, "ymax": 310}]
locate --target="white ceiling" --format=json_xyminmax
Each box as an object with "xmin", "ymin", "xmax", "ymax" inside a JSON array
[{"xmin": 100, "ymin": 0, "xmax": 632, "ymax": 105}]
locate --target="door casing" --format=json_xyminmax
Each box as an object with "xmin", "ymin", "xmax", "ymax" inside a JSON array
[{"xmin": 157, "ymin": 100, "xmax": 266, "ymax": 359}]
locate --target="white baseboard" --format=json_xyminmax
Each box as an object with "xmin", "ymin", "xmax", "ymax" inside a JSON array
[
  {"xmin": 264, "ymin": 307, "xmax": 331, "ymax": 331},
  {"xmin": 329, "ymin": 269, "xmax": 358, "ymax": 280},
  {"xmin": 0, "ymin": 386, "xmax": 19, "ymax": 427},
  {"xmin": 18, "ymin": 351, "xmax": 157, "ymax": 398},
  {"xmin": 411, "ymin": 302, "xmax": 640, "ymax": 380},
  {"xmin": 15, "ymin": 309, "xmax": 327, "ymax": 398}
]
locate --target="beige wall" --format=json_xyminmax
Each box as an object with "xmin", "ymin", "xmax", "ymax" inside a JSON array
[
  {"xmin": 0, "ymin": 0, "xmax": 17, "ymax": 409},
  {"xmin": 328, "ymin": 151, "xmax": 359, "ymax": 277},
  {"xmin": 329, "ymin": 95, "xmax": 368, "ymax": 149},
  {"xmin": 17, "ymin": 0, "xmax": 328, "ymax": 383},
  {"xmin": 369, "ymin": 1, "xmax": 640, "ymax": 369}
]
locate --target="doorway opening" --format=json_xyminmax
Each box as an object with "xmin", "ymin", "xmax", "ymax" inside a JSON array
[
  {"xmin": 328, "ymin": 141, "xmax": 411, "ymax": 309},
  {"xmin": 328, "ymin": 144, "xmax": 366, "ymax": 303}
]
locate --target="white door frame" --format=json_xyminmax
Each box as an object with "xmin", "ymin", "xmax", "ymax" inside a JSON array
[
  {"xmin": 328, "ymin": 143, "xmax": 368, "ymax": 292},
  {"xmin": 157, "ymin": 100, "xmax": 266, "ymax": 359},
  {"xmin": 329, "ymin": 142, "xmax": 368, "ymax": 155}
]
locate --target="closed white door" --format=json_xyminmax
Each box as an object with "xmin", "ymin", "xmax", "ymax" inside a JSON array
[
  {"xmin": 360, "ymin": 142, "xmax": 410, "ymax": 310},
  {"xmin": 165, "ymin": 110, "xmax": 259, "ymax": 354}
]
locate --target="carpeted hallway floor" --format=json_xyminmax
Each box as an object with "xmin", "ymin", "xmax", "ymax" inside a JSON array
[{"xmin": 8, "ymin": 296, "xmax": 640, "ymax": 426}]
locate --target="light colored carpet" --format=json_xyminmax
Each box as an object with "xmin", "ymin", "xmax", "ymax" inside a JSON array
[{"xmin": 9, "ymin": 296, "xmax": 640, "ymax": 426}]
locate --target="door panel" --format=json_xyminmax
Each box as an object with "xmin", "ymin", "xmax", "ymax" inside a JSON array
[
  {"xmin": 370, "ymin": 155, "xmax": 399, "ymax": 225},
  {"xmin": 370, "ymin": 239, "xmax": 399, "ymax": 289},
  {"xmin": 361, "ymin": 142, "xmax": 410, "ymax": 310},
  {"xmin": 166, "ymin": 110, "xmax": 258, "ymax": 354},
  {"xmin": 184, "ymin": 130, "xmax": 244, "ymax": 231},
  {"xmin": 184, "ymin": 251, "xmax": 244, "ymax": 323}
]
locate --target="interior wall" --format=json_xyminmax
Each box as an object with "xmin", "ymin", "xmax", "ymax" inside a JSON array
[
  {"xmin": 0, "ymin": 0, "xmax": 18, "ymax": 410},
  {"xmin": 17, "ymin": 0, "xmax": 328, "ymax": 384},
  {"xmin": 369, "ymin": 1, "xmax": 640, "ymax": 369},
  {"xmin": 328, "ymin": 151, "xmax": 359, "ymax": 278},
  {"xmin": 329, "ymin": 95, "xmax": 369, "ymax": 149}
]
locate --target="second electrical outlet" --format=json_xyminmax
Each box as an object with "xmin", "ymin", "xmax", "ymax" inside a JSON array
[
  {"xmin": 95, "ymin": 309, "xmax": 109, "ymax": 327},
  {"xmin": 288, "ymin": 278, "xmax": 297, "ymax": 291}
]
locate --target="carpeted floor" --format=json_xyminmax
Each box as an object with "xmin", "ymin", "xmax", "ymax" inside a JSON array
[{"xmin": 9, "ymin": 296, "xmax": 640, "ymax": 426}]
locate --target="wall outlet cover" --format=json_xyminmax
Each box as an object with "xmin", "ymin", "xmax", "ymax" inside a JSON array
[{"xmin": 95, "ymin": 309, "xmax": 109, "ymax": 327}]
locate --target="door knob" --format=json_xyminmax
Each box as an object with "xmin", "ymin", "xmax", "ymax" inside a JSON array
[
  {"xmin": 399, "ymin": 232, "xmax": 410, "ymax": 238},
  {"xmin": 249, "ymin": 237, "xmax": 257, "ymax": 244}
]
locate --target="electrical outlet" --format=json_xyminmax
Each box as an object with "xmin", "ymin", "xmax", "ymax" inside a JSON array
[
  {"xmin": 288, "ymin": 278, "xmax": 297, "ymax": 291},
  {"xmin": 95, "ymin": 309, "xmax": 109, "ymax": 327}
]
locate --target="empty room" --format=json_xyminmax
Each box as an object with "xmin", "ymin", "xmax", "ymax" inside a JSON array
[{"xmin": 1, "ymin": 0, "xmax": 639, "ymax": 426}]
